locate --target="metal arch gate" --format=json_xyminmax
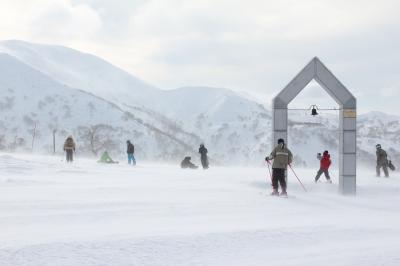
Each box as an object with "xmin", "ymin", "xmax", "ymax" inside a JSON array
[{"xmin": 272, "ymin": 57, "xmax": 357, "ymax": 195}]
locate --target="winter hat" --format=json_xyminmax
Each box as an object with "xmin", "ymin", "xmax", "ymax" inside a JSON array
[
  {"xmin": 278, "ymin": 138, "xmax": 285, "ymax": 144},
  {"xmin": 376, "ymin": 144, "xmax": 381, "ymax": 149},
  {"xmin": 323, "ymin": 150, "xmax": 329, "ymax": 154}
]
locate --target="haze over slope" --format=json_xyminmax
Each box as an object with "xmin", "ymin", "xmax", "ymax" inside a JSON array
[{"xmin": 0, "ymin": 40, "xmax": 398, "ymax": 166}]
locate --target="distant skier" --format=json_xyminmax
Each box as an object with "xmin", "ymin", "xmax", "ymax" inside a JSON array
[
  {"xmin": 126, "ymin": 140, "xmax": 136, "ymax": 166},
  {"xmin": 315, "ymin": 150, "xmax": 332, "ymax": 183},
  {"xmin": 63, "ymin": 136, "xmax": 76, "ymax": 163},
  {"xmin": 376, "ymin": 144, "xmax": 389, "ymax": 177},
  {"xmin": 199, "ymin": 144, "xmax": 209, "ymax": 169},
  {"xmin": 181, "ymin": 156, "xmax": 198, "ymax": 169},
  {"xmin": 265, "ymin": 138, "xmax": 293, "ymax": 196}
]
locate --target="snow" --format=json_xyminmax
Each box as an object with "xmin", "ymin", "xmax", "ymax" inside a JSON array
[
  {"xmin": 1, "ymin": 40, "xmax": 400, "ymax": 166},
  {"xmin": 1, "ymin": 153, "xmax": 400, "ymax": 266}
]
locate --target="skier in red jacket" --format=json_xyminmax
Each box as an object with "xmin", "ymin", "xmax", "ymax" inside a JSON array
[{"xmin": 315, "ymin": 150, "xmax": 332, "ymax": 183}]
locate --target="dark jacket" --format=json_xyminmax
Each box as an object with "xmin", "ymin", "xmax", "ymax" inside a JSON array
[
  {"xmin": 127, "ymin": 142, "xmax": 135, "ymax": 154},
  {"xmin": 199, "ymin": 146, "xmax": 208, "ymax": 157},
  {"xmin": 376, "ymin": 148, "xmax": 388, "ymax": 165}
]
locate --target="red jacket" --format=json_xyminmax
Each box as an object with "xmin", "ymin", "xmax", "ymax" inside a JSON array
[{"xmin": 320, "ymin": 153, "xmax": 331, "ymax": 170}]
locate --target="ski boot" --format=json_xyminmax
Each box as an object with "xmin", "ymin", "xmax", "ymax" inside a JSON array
[
  {"xmin": 326, "ymin": 179, "xmax": 332, "ymax": 184},
  {"xmin": 270, "ymin": 189, "xmax": 279, "ymax": 196},
  {"xmin": 280, "ymin": 190, "xmax": 288, "ymax": 197}
]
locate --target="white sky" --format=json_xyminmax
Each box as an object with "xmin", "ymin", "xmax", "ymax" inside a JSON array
[{"xmin": 1, "ymin": 0, "xmax": 399, "ymax": 114}]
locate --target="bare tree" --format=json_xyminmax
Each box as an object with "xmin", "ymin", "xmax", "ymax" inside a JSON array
[
  {"xmin": 52, "ymin": 129, "xmax": 57, "ymax": 154},
  {"xmin": 0, "ymin": 135, "xmax": 6, "ymax": 150},
  {"xmin": 8, "ymin": 136, "xmax": 26, "ymax": 151},
  {"xmin": 31, "ymin": 123, "xmax": 37, "ymax": 152},
  {"xmin": 77, "ymin": 124, "xmax": 118, "ymax": 156}
]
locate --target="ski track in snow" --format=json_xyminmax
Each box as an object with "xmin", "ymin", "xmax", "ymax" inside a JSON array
[{"xmin": 0, "ymin": 153, "xmax": 400, "ymax": 266}]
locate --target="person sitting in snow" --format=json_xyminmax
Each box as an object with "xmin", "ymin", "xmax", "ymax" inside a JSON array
[
  {"xmin": 98, "ymin": 151, "xmax": 118, "ymax": 164},
  {"xmin": 315, "ymin": 150, "xmax": 332, "ymax": 183},
  {"xmin": 63, "ymin": 136, "xmax": 76, "ymax": 163},
  {"xmin": 265, "ymin": 138, "xmax": 293, "ymax": 196},
  {"xmin": 181, "ymin": 156, "xmax": 198, "ymax": 169}
]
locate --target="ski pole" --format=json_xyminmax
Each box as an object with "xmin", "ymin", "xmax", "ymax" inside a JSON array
[{"xmin": 288, "ymin": 164, "xmax": 307, "ymax": 192}]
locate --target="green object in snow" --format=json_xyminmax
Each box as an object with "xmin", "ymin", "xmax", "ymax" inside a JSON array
[{"xmin": 98, "ymin": 151, "xmax": 118, "ymax": 164}]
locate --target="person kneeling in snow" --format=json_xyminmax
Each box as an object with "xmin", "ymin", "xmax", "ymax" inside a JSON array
[
  {"xmin": 265, "ymin": 138, "xmax": 293, "ymax": 196},
  {"xmin": 98, "ymin": 151, "xmax": 118, "ymax": 164},
  {"xmin": 181, "ymin": 156, "xmax": 198, "ymax": 169},
  {"xmin": 315, "ymin": 150, "xmax": 332, "ymax": 183}
]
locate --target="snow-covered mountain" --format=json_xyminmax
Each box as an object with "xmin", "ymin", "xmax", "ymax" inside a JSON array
[
  {"xmin": 0, "ymin": 40, "xmax": 399, "ymax": 167},
  {"xmin": 0, "ymin": 40, "xmax": 160, "ymax": 108},
  {"xmin": 0, "ymin": 53, "xmax": 201, "ymax": 161},
  {"xmin": 0, "ymin": 40, "xmax": 272, "ymax": 164}
]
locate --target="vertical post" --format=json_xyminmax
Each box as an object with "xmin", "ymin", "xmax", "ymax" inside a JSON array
[
  {"xmin": 339, "ymin": 108, "xmax": 357, "ymax": 195},
  {"xmin": 272, "ymin": 107, "xmax": 288, "ymax": 148},
  {"xmin": 273, "ymin": 103, "xmax": 289, "ymax": 187}
]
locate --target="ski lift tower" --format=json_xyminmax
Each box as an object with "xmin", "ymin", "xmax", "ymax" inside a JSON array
[{"xmin": 272, "ymin": 57, "xmax": 357, "ymax": 195}]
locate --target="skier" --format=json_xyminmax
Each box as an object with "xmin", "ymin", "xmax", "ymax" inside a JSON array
[
  {"xmin": 98, "ymin": 151, "xmax": 118, "ymax": 164},
  {"xmin": 265, "ymin": 138, "xmax": 293, "ymax": 196},
  {"xmin": 63, "ymin": 136, "xmax": 76, "ymax": 163},
  {"xmin": 126, "ymin": 140, "xmax": 136, "ymax": 166},
  {"xmin": 181, "ymin": 156, "xmax": 198, "ymax": 169},
  {"xmin": 376, "ymin": 144, "xmax": 389, "ymax": 177},
  {"xmin": 315, "ymin": 150, "xmax": 332, "ymax": 183},
  {"xmin": 199, "ymin": 144, "xmax": 209, "ymax": 169}
]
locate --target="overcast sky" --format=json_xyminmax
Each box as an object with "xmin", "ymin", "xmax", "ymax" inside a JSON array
[{"xmin": 0, "ymin": 0, "xmax": 399, "ymax": 114}]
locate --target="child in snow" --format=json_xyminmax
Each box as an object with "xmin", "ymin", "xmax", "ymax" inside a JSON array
[{"xmin": 315, "ymin": 150, "xmax": 332, "ymax": 183}]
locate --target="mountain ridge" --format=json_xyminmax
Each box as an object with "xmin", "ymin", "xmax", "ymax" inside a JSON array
[{"xmin": 0, "ymin": 40, "xmax": 399, "ymax": 167}]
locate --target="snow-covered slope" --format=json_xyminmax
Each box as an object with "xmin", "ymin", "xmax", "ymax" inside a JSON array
[
  {"xmin": 158, "ymin": 86, "xmax": 272, "ymax": 164},
  {"xmin": 1, "ymin": 154, "xmax": 400, "ymax": 265},
  {"xmin": 358, "ymin": 111, "xmax": 400, "ymax": 163},
  {"xmin": 0, "ymin": 40, "xmax": 399, "ymax": 167},
  {"xmin": 0, "ymin": 40, "xmax": 159, "ymax": 107},
  {"xmin": 0, "ymin": 41, "xmax": 273, "ymax": 164},
  {"xmin": 0, "ymin": 53, "xmax": 199, "ymax": 160}
]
